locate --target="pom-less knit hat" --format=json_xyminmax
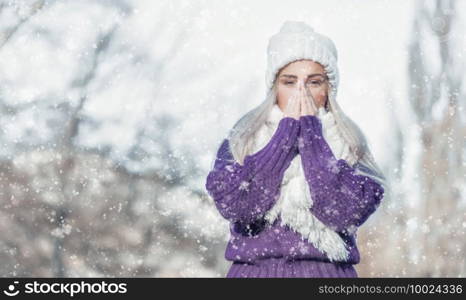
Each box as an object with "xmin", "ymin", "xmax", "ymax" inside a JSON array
[{"xmin": 266, "ymin": 20, "xmax": 339, "ymax": 101}]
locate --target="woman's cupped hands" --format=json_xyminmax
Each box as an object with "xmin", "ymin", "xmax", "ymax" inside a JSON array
[{"xmin": 283, "ymin": 81, "xmax": 318, "ymax": 120}]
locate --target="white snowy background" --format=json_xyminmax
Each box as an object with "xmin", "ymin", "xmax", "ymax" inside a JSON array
[{"xmin": 0, "ymin": 0, "xmax": 464, "ymax": 277}]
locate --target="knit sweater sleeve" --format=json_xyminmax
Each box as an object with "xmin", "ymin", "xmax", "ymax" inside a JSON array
[
  {"xmin": 205, "ymin": 117, "xmax": 300, "ymax": 224},
  {"xmin": 298, "ymin": 114, "xmax": 385, "ymax": 234}
]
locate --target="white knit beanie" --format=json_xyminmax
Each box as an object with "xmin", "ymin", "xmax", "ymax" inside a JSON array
[{"xmin": 266, "ymin": 20, "xmax": 339, "ymax": 101}]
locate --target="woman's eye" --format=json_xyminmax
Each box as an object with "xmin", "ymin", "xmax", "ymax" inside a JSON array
[
  {"xmin": 284, "ymin": 81, "xmax": 295, "ymax": 85},
  {"xmin": 308, "ymin": 80, "xmax": 322, "ymax": 86}
]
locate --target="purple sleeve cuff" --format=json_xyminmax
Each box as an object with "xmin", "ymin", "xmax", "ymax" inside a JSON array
[{"xmin": 205, "ymin": 117, "xmax": 300, "ymax": 224}]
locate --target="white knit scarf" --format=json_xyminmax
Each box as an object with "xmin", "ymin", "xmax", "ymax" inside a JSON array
[{"xmin": 254, "ymin": 103, "xmax": 358, "ymax": 262}]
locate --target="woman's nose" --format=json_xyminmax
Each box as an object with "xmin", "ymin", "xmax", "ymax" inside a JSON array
[{"xmin": 297, "ymin": 80, "xmax": 304, "ymax": 90}]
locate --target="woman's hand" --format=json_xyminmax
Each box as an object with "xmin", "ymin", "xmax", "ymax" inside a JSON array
[
  {"xmin": 283, "ymin": 88, "xmax": 301, "ymax": 120},
  {"xmin": 299, "ymin": 81, "xmax": 318, "ymax": 117}
]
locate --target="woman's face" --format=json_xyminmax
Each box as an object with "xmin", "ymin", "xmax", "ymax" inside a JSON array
[{"xmin": 275, "ymin": 59, "xmax": 329, "ymax": 112}]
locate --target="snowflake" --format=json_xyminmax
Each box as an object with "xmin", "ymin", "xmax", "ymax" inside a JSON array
[
  {"xmin": 298, "ymin": 136, "xmax": 305, "ymax": 148},
  {"xmin": 238, "ymin": 180, "xmax": 250, "ymax": 191},
  {"xmin": 326, "ymin": 158, "xmax": 340, "ymax": 173},
  {"xmin": 346, "ymin": 224, "xmax": 358, "ymax": 235},
  {"xmin": 297, "ymin": 241, "xmax": 309, "ymax": 254}
]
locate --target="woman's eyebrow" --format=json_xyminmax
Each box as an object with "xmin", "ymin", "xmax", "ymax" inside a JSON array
[{"xmin": 280, "ymin": 73, "xmax": 326, "ymax": 79}]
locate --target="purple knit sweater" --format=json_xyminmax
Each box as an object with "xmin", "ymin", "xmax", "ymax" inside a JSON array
[{"xmin": 205, "ymin": 115, "xmax": 385, "ymax": 264}]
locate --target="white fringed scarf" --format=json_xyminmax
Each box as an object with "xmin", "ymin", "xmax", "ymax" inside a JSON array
[{"xmin": 255, "ymin": 103, "xmax": 358, "ymax": 262}]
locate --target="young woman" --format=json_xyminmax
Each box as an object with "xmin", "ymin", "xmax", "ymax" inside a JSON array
[{"xmin": 205, "ymin": 21, "xmax": 387, "ymax": 278}]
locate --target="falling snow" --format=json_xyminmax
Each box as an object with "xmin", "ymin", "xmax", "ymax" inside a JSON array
[{"xmin": 0, "ymin": 0, "xmax": 465, "ymax": 278}]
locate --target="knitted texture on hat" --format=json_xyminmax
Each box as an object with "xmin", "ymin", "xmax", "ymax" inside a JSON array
[{"xmin": 266, "ymin": 21, "xmax": 339, "ymax": 101}]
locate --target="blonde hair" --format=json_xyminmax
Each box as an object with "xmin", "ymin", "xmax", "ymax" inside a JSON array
[{"xmin": 226, "ymin": 74, "xmax": 387, "ymax": 191}]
